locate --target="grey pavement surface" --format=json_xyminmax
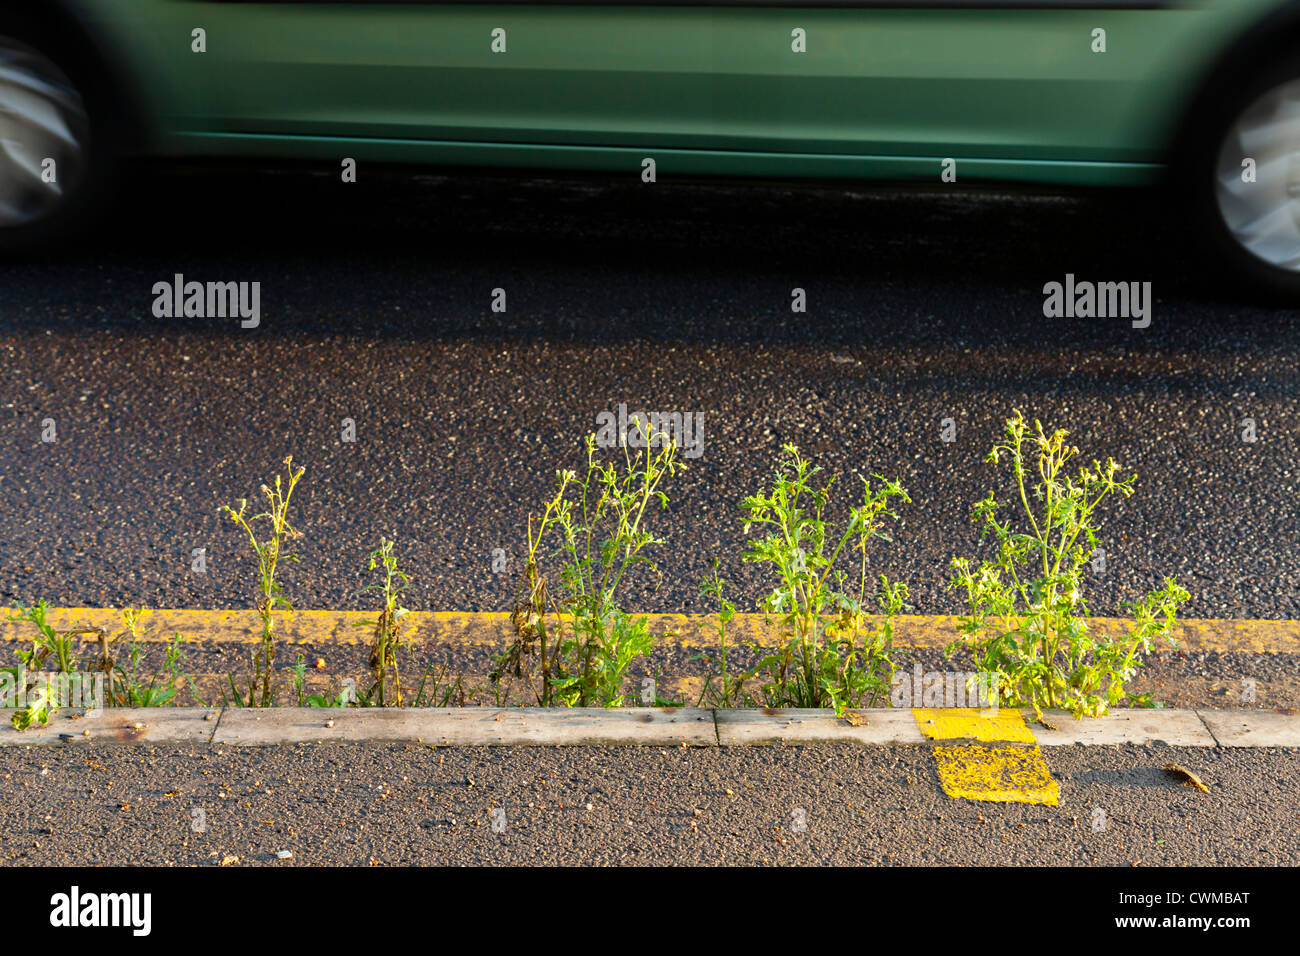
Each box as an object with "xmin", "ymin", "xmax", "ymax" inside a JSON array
[
  {"xmin": 0, "ymin": 741, "xmax": 1294, "ymax": 866},
  {"xmin": 0, "ymin": 166, "xmax": 1296, "ymax": 620}
]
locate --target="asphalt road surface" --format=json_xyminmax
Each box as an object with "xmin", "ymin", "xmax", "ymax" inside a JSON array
[
  {"xmin": 1, "ymin": 165, "xmax": 1296, "ymax": 620},
  {"xmin": 1, "ymin": 741, "xmax": 1294, "ymax": 866}
]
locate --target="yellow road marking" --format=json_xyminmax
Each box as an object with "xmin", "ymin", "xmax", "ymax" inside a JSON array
[
  {"xmin": 912, "ymin": 707, "xmax": 1037, "ymax": 743},
  {"xmin": 913, "ymin": 707, "xmax": 1059, "ymax": 805},
  {"xmin": 1, "ymin": 609, "xmax": 1296, "ymax": 654},
  {"xmin": 929, "ymin": 743, "xmax": 1060, "ymax": 805}
]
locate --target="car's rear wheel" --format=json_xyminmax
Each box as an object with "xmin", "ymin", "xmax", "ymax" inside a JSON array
[
  {"xmin": 1191, "ymin": 58, "xmax": 1300, "ymax": 300},
  {"xmin": 0, "ymin": 23, "xmax": 105, "ymax": 254}
]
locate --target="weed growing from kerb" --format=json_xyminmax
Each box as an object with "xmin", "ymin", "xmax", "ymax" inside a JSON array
[
  {"xmin": 104, "ymin": 608, "xmax": 203, "ymax": 707},
  {"xmin": 693, "ymin": 560, "xmax": 744, "ymax": 708},
  {"xmin": 9, "ymin": 600, "xmax": 93, "ymax": 676},
  {"xmin": 492, "ymin": 427, "xmax": 683, "ymax": 707},
  {"xmin": 411, "ymin": 662, "xmax": 471, "ymax": 707},
  {"xmin": 948, "ymin": 411, "xmax": 1189, "ymax": 718},
  {"xmin": 738, "ymin": 444, "xmax": 910, "ymax": 715},
  {"xmin": 290, "ymin": 654, "xmax": 351, "ymax": 707},
  {"xmin": 221, "ymin": 456, "xmax": 305, "ymax": 708},
  {"xmin": 5, "ymin": 601, "xmax": 106, "ymax": 728},
  {"xmin": 353, "ymin": 537, "xmax": 410, "ymax": 707}
]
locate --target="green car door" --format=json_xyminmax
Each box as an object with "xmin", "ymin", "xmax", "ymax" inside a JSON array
[{"xmin": 76, "ymin": 0, "xmax": 1269, "ymax": 185}]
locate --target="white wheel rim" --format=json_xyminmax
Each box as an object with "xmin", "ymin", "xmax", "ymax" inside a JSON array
[
  {"xmin": 1215, "ymin": 77, "xmax": 1300, "ymax": 271},
  {"xmin": 0, "ymin": 35, "xmax": 89, "ymax": 228}
]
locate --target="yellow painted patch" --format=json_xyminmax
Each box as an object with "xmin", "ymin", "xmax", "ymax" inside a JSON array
[
  {"xmin": 931, "ymin": 743, "xmax": 1060, "ymax": 805},
  {"xmin": 913, "ymin": 708, "xmax": 1058, "ymax": 804},
  {"xmin": 912, "ymin": 707, "xmax": 1037, "ymax": 743}
]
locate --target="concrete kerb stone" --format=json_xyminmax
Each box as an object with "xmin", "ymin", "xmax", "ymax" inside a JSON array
[
  {"xmin": 212, "ymin": 707, "xmax": 719, "ymax": 747},
  {"xmin": 1028, "ymin": 709, "xmax": 1218, "ymax": 747},
  {"xmin": 0, "ymin": 708, "xmax": 219, "ymax": 745},
  {"xmin": 714, "ymin": 708, "xmax": 926, "ymax": 745},
  {"xmin": 0, "ymin": 707, "xmax": 1295, "ymax": 748}
]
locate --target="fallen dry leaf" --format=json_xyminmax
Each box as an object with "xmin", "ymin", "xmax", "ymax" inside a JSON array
[{"xmin": 1165, "ymin": 763, "xmax": 1210, "ymax": 793}]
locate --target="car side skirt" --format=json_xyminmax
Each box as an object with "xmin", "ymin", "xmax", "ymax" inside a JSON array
[{"xmin": 169, "ymin": 132, "xmax": 1162, "ymax": 186}]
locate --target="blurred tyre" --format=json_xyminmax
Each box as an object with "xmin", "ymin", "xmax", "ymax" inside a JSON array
[
  {"xmin": 1193, "ymin": 58, "xmax": 1300, "ymax": 300},
  {"xmin": 0, "ymin": 15, "xmax": 109, "ymax": 255}
]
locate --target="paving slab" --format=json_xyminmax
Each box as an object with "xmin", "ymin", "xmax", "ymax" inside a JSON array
[
  {"xmin": 714, "ymin": 708, "xmax": 925, "ymax": 745},
  {"xmin": 213, "ymin": 707, "xmax": 719, "ymax": 746},
  {"xmin": 1198, "ymin": 710, "xmax": 1300, "ymax": 747}
]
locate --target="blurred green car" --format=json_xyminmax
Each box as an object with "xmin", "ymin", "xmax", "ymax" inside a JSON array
[{"xmin": 6, "ymin": 0, "xmax": 1300, "ymax": 293}]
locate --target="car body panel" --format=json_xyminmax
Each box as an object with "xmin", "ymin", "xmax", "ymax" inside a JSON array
[{"xmin": 68, "ymin": 0, "xmax": 1294, "ymax": 185}]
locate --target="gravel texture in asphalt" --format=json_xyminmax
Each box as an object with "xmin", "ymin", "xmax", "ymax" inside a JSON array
[
  {"xmin": 1, "ymin": 166, "xmax": 1296, "ymax": 619},
  {"xmin": 0, "ymin": 742, "xmax": 1294, "ymax": 866}
]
